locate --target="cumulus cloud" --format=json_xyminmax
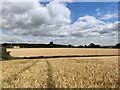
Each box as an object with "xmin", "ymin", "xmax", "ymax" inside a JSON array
[
  {"xmin": 1, "ymin": 1, "xmax": 118, "ymax": 45},
  {"xmin": 1, "ymin": 34, "xmax": 23, "ymax": 43},
  {"xmin": 100, "ymin": 13, "xmax": 118, "ymax": 20},
  {"xmin": 2, "ymin": 0, "xmax": 73, "ymax": 2},
  {"xmin": 2, "ymin": 1, "xmax": 71, "ymax": 34},
  {"xmin": 2, "ymin": 0, "xmax": 39, "ymax": 2}
]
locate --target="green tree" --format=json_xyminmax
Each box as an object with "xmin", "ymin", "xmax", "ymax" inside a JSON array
[{"xmin": 0, "ymin": 47, "xmax": 12, "ymax": 60}]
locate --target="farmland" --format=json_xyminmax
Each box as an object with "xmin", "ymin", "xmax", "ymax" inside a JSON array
[
  {"xmin": 1, "ymin": 48, "xmax": 119, "ymax": 88},
  {"xmin": 7, "ymin": 48, "xmax": 118, "ymax": 57}
]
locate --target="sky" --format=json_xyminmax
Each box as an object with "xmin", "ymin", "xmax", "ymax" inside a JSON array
[{"xmin": 1, "ymin": 0, "xmax": 119, "ymax": 46}]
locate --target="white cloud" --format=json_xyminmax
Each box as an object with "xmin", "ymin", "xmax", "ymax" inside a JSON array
[
  {"xmin": 1, "ymin": 34, "xmax": 23, "ymax": 43},
  {"xmin": 2, "ymin": 1, "xmax": 71, "ymax": 34},
  {"xmin": 96, "ymin": 8, "xmax": 100, "ymax": 12},
  {"xmin": 1, "ymin": 1, "xmax": 118, "ymax": 45},
  {"xmin": 46, "ymin": 1, "xmax": 71, "ymax": 25},
  {"xmin": 100, "ymin": 13, "xmax": 117, "ymax": 20},
  {"xmin": 75, "ymin": 15, "xmax": 104, "ymax": 28},
  {"xmin": 2, "ymin": 0, "xmax": 39, "ymax": 2},
  {"xmin": 2, "ymin": 0, "xmax": 73, "ymax": 3},
  {"xmin": 2, "ymin": 0, "xmax": 119, "ymax": 2}
]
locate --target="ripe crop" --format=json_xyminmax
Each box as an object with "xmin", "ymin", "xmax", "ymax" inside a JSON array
[{"xmin": 2, "ymin": 56, "xmax": 118, "ymax": 88}]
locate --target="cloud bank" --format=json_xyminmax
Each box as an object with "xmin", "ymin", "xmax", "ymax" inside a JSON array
[{"xmin": 1, "ymin": 0, "xmax": 118, "ymax": 45}]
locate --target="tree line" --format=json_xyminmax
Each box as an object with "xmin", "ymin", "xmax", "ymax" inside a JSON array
[{"xmin": 1, "ymin": 42, "xmax": 120, "ymax": 48}]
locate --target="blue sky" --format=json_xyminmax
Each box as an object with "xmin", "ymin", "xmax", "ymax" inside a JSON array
[
  {"xmin": 66, "ymin": 2, "xmax": 118, "ymax": 23},
  {"xmin": 40, "ymin": 2, "xmax": 118, "ymax": 23}
]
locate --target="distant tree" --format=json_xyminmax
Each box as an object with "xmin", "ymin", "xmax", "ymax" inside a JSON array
[
  {"xmin": 84, "ymin": 45, "xmax": 87, "ymax": 48},
  {"xmin": 78, "ymin": 45, "xmax": 83, "ymax": 48},
  {"xmin": 89, "ymin": 43, "xmax": 95, "ymax": 48},
  {"xmin": 49, "ymin": 42, "xmax": 54, "ymax": 45},
  {"xmin": 68, "ymin": 44, "xmax": 73, "ymax": 48},
  {"xmin": 95, "ymin": 44, "xmax": 101, "ymax": 48},
  {"xmin": 116, "ymin": 43, "xmax": 120, "ymax": 48},
  {"xmin": 1, "ymin": 47, "xmax": 12, "ymax": 60},
  {"xmin": 88, "ymin": 43, "xmax": 101, "ymax": 48}
]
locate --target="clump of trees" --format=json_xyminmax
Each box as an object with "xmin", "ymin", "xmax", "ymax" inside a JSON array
[
  {"xmin": 116, "ymin": 43, "xmax": 120, "ymax": 48},
  {"xmin": 0, "ymin": 47, "xmax": 12, "ymax": 60},
  {"xmin": 87, "ymin": 43, "xmax": 101, "ymax": 48}
]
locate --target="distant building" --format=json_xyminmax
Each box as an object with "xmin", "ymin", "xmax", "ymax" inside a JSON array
[
  {"xmin": 13, "ymin": 46, "xmax": 20, "ymax": 48},
  {"xmin": 7, "ymin": 45, "xmax": 20, "ymax": 48}
]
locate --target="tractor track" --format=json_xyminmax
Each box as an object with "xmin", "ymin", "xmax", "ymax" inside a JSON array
[
  {"xmin": 3, "ymin": 60, "xmax": 39, "ymax": 86},
  {"xmin": 46, "ymin": 60, "xmax": 55, "ymax": 88}
]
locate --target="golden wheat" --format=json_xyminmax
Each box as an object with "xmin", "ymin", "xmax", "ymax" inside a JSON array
[
  {"xmin": 50, "ymin": 56, "xmax": 118, "ymax": 88},
  {"xmin": 7, "ymin": 48, "xmax": 118, "ymax": 57},
  {"xmin": 2, "ymin": 59, "xmax": 48, "ymax": 88},
  {"xmin": 2, "ymin": 56, "xmax": 118, "ymax": 88}
]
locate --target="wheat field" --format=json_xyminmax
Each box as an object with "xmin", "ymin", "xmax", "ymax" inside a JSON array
[
  {"xmin": 1, "ymin": 48, "xmax": 119, "ymax": 88},
  {"xmin": 2, "ymin": 56, "xmax": 118, "ymax": 88},
  {"xmin": 7, "ymin": 48, "xmax": 118, "ymax": 57}
]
